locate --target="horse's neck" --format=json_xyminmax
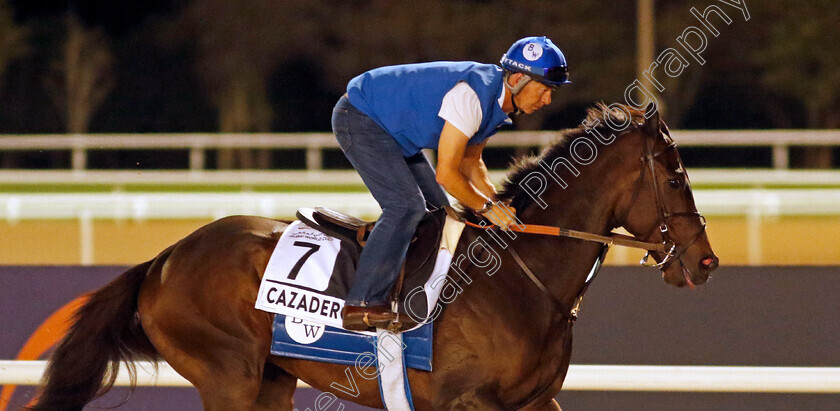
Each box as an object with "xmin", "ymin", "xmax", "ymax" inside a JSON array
[
  {"xmin": 513, "ymin": 144, "xmax": 633, "ymax": 312},
  {"xmin": 516, "ymin": 203, "xmax": 612, "ymax": 310}
]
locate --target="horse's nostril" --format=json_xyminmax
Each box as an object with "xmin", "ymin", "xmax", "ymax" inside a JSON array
[{"xmin": 700, "ymin": 256, "xmax": 718, "ymax": 270}]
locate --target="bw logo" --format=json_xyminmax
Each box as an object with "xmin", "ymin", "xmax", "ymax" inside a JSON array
[
  {"xmin": 285, "ymin": 316, "xmax": 325, "ymax": 344},
  {"xmin": 523, "ymin": 43, "xmax": 543, "ymax": 61}
]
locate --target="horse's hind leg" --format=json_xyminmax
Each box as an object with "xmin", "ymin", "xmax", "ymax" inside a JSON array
[
  {"xmin": 139, "ymin": 257, "xmax": 277, "ymax": 410},
  {"xmin": 143, "ymin": 310, "xmax": 270, "ymax": 411},
  {"xmin": 137, "ymin": 215, "xmax": 287, "ymax": 409},
  {"xmin": 193, "ymin": 361, "xmax": 297, "ymax": 410},
  {"xmin": 253, "ymin": 362, "xmax": 298, "ymax": 410}
]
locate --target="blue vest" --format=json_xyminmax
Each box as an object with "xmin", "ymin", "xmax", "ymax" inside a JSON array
[{"xmin": 347, "ymin": 62, "xmax": 512, "ymax": 157}]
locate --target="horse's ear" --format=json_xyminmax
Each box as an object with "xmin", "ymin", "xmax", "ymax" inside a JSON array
[{"xmin": 643, "ymin": 103, "xmax": 659, "ymax": 136}]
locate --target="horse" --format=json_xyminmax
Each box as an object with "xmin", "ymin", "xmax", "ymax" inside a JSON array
[{"xmin": 32, "ymin": 103, "xmax": 717, "ymax": 410}]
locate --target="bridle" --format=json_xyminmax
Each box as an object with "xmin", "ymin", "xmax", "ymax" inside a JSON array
[{"xmin": 629, "ymin": 122, "xmax": 708, "ymax": 271}]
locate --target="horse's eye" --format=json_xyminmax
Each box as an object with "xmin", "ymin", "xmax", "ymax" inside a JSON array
[{"xmin": 668, "ymin": 179, "xmax": 681, "ymax": 189}]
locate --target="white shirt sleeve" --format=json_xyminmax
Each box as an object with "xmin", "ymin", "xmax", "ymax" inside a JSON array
[{"xmin": 438, "ymin": 81, "xmax": 482, "ymax": 137}]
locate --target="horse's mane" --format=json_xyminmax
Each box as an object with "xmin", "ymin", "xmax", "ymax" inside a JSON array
[{"xmin": 458, "ymin": 103, "xmax": 646, "ymax": 219}]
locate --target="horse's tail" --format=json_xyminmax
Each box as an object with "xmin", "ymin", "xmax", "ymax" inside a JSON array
[{"xmin": 30, "ymin": 259, "xmax": 161, "ymax": 411}]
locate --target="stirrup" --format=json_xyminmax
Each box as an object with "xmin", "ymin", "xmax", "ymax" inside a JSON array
[{"xmin": 386, "ymin": 320, "xmax": 403, "ymax": 333}]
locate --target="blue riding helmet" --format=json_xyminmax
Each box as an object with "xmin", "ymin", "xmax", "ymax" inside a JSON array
[{"xmin": 500, "ymin": 36, "xmax": 571, "ymax": 89}]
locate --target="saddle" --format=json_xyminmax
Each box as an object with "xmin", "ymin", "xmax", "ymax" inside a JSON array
[{"xmin": 295, "ymin": 206, "xmax": 451, "ymax": 330}]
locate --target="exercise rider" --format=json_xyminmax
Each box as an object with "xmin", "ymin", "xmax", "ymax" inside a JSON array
[{"xmin": 332, "ymin": 36, "xmax": 571, "ymax": 331}]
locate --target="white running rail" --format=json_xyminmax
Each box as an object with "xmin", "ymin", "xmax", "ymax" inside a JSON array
[
  {"xmin": 3, "ymin": 190, "xmax": 840, "ymax": 221},
  {"xmin": 1, "ymin": 130, "xmax": 839, "ymax": 170},
  {"xmin": 2, "ymin": 361, "xmax": 839, "ymax": 393},
  {"xmin": 3, "ymin": 169, "xmax": 840, "ymax": 187}
]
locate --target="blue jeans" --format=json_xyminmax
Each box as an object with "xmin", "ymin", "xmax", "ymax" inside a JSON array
[{"xmin": 332, "ymin": 95, "xmax": 449, "ymax": 307}]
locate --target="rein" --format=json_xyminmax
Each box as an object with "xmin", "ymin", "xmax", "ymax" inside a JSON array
[
  {"xmin": 463, "ymin": 220, "xmax": 667, "ymax": 252},
  {"xmin": 463, "ymin": 219, "xmax": 660, "ymax": 322}
]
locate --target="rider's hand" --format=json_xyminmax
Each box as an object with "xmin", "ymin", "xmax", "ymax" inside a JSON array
[{"xmin": 482, "ymin": 203, "xmax": 517, "ymax": 231}]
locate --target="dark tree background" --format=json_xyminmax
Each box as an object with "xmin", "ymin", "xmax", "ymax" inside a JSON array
[{"xmin": 0, "ymin": 0, "xmax": 837, "ymax": 168}]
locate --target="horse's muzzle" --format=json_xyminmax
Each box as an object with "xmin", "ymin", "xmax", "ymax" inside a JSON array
[{"xmin": 700, "ymin": 256, "xmax": 719, "ymax": 271}]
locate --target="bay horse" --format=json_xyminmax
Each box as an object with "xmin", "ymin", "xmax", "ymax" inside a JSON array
[{"xmin": 32, "ymin": 104, "xmax": 717, "ymax": 410}]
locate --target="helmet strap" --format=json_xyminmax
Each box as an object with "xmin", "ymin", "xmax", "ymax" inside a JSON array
[
  {"xmin": 506, "ymin": 73, "xmax": 532, "ymax": 95},
  {"xmin": 504, "ymin": 73, "xmax": 531, "ymax": 115}
]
